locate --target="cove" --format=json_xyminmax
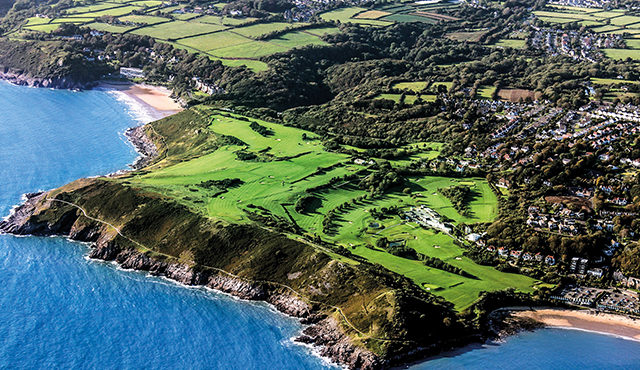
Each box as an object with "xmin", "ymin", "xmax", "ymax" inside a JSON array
[{"xmin": 0, "ymin": 81, "xmax": 334, "ymax": 369}]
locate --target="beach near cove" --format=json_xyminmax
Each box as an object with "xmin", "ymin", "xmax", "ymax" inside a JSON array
[
  {"xmin": 99, "ymin": 81, "xmax": 183, "ymax": 120},
  {"xmin": 512, "ymin": 308, "xmax": 640, "ymax": 341}
]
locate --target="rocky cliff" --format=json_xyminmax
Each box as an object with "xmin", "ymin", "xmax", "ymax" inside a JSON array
[
  {"xmin": 0, "ymin": 69, "xmax": 96, "ymax": 90},
  {"xmin": 0, "ymin": 180, "xmax": 467, "ymax": 369}
]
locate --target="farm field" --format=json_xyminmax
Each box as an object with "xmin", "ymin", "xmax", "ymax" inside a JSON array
[
  {"xmin": 492, "ymin": 39, "xmax": 526, "ymax": 49},
  {"xmin": 610, "ymin": 15, "xmax": 640, "ymax": 26},
  {"xmin": 498, "ymin": 88, "xmax": 542, "ymax": 102},
  {"xmin": 591, "ymin": 77, "xmax": 640, "ymax": 85},
  {"xmin": 477, "ymin": 85, "xmax": 497, "ymax": 99},
  {"xmin": 16, "ymin": 0, "xmax": 337, "ymax": 71},
  {"xmin": 233, "ymin": 22, "xmax": 301, "ymax": 38},
  {"xmin": 320, "ymin": 7, "xmax": 394, "ymax": 26},
  {"xmin": 445, "ymin": 30, "xmax": 487, "ymax": 42},
  {"xmin": 375, "ymin": 94, "xmax": 436, "ymax": 104},
  {"xmin": 603, "ymin": 48, "xmax": 640, "ymax": 60},
  {"xmin": 354, "ymin": 10, "xmax": 391, "ymax": 19},
  {"xmin": 130, "ymin": 21, "xmax": 227, "ymax": 40},
  {"xmin": 122, "ymin": 109, "xmax": 531, "ymax": 310},
  {"xmin": 17, "ymin": 0, "xmax": 467, "ymax": 71},
  {"xmin": 393, "ymin": 81, "xmax": 428, "ymax": 92}
]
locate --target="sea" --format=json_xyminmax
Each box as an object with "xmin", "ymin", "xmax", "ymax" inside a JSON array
[{"xmin": 0, "ymin": 80, "xmax": 639, "ymax": 369}]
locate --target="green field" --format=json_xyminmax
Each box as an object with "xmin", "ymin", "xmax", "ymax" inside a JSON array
[
  {"xmin": 178, "ymin": 31, "xmax": 250, "ymax": 51},
  {"xmin": 233, "ymin": 22, "xmax": 300, "ymax": 38},
  {"xmin": 119, "ymin": 15, "xmax": 169, "ymax": 25},
  {"xmin": 591, "ymin": 77, "xmax": 640, "ymax": 85},
  {"xmin": 122, "ymin": 109, "xmax": 532, "ymax": 309},
  {"xmin": 393, "ymin": 81, "xmax": 428, "ymax": 92},
  {"xmin": 131, "ymin": 21, "xmax": 227, "ymax": 40},
  {"xmin": 626, "ymin": 39, "xmax": 640, "ymax": 49},
  {"xmin": 610, "ymin": 15, "xmax": 640, "ymax": 26},
  {"xmin": 492, "ymin": 39, "xmax": 526, "ymax": 49},
  {"xmin": 270, "ymin": 31, "xmax": 329, "ymax": 48},
  {"xmin": 604, "ymin": 48, "xmax": 640, "ymax": 60},
  {"xmin": 18, "ymin": 0, "xmax": 345, "ymax": 71},
  {"xmin": 593, "ymin": 25, "xmax": 622, "ymax": 33},
  {"xmin": 477, "ymin": 85, "xmax": 497, "ymax": 99},
  {"xmin": 84, "ymin": 22, "xmax": 135, "ymax": 33},
  {"xmin": 196, "ymin": 15, "xmax": 258, "ymax": 26},
  {"xmin": 320, "ymin": 7, "xmax": 394, "ymax": 26},
  {"xmin": 375, "ymin": 93, "xmax": 436, "ymax": 104},
  {"xmin": 209, "ymin": 40, "xmax": 288, "ymax": 59}
]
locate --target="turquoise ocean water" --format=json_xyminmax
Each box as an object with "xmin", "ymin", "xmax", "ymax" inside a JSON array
[{"xmin": 0, "ymin": 81, "xmax": 639, "ymax": 369}]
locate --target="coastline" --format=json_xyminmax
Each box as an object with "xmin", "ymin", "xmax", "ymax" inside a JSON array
[
  {"xmin": 97, "ymin": 81, "xmax": 183, "ymax": 122},
  {"xmin": 0, "ymin": 189, "xmax": 383, "ymax": 370},
  {"xmin": 511, "ymin": 308, "xmax": 640, "ymax": 341}
]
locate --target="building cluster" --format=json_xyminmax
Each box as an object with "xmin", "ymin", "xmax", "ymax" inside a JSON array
[
  {"xmin": 547, "ymin": 0, "xmax": 612, "ymax": 8},
  {"xmin": 526, "ymin": 205, "xmax": 585, "ymax": 236},
  {"xmin": 404, "ymin": 205, "xmax": 452, "ymax": 234},
  {"xmin": 479, "ymin": 243, "xmax": 556, "ymax": 265},
  {"xmin": 551, "ymin": 285, "xmax": 640, "ymax": 315},
  {"xmin": 530, "ymin": 28, "xmax": 623, "ymax": 62},
  {"xmin": 191, "ymin": 77, "xmax": 224, "ymax": 95}
]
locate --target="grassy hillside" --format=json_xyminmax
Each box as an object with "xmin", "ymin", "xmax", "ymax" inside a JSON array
[{"xmin": 118, "ymin": 105, "xmax": 539, "ymax": 310}]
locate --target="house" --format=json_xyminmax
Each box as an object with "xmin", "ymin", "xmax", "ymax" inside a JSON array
[
  {"xmin": 497, "ymin": 178, "xmax": 511, "ymax": 188},
  {"xmin": 466, "ymin": 233, "xmax": 482, "ymax": 242},
  {"xmin": 120, "ymin": 67, "xmax": 145, "ymax": 79},
  {"xmin": 545, "ymin": 255, "xmax": 556, "ymax": 265},
  {"xmin": 587, "ymin": 268, "xmax": 604, "ymax": 278},
  {"xmin": 498, "ymin": 247, "xmax": 508, "ymax": 257},
  {"xmin": 534, "ymin": 252, "xmax": 543, "ymax": 262},
  {"xmin": 510, "ymin": 250, "xmax": 522, "ymax": 259},
  {"xmin": 522, "ymin": 252, "xmax": 532, "ymax": 261}
]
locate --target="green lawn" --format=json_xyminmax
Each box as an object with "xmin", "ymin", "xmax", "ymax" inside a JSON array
[
  {"xmin": 84, "ymin": 22, "xmax": 136, "ymax": 33},
  {"xmin": 348, "ymin": 224, "xmax": 537, "ymax": 309}
]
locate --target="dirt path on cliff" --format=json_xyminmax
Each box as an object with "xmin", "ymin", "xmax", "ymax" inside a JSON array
[{"xmin": 45, "ymin": 197, "xmax": 411, "ymax": 344}]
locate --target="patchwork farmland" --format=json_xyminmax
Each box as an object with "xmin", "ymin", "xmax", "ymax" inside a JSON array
[
  {"xmin": 16, "ymin": 0, "xmax": 464, "ymax": 71},
  {"xmin": 533, "ymin": 5, "xmax": 640, "ymax": 61}
]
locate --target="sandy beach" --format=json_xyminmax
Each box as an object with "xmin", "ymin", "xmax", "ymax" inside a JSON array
[
  {"xmin": 512, "ymin": 308, "xmax": 640, "ymax": 341},
  {"xmin": 99, "ymin": 81, "xmax": 183, "ymax": 120}
]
